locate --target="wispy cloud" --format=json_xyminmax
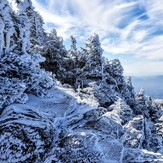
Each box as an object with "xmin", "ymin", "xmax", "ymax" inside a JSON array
[
  {"xmin": 31, "ymin": 0, "xmax": 163, "ymax": 75},
  {"xmin": 123, "ymin": 60, "xmax": 163, "ymax": 76},
  {"xmin": 32, "ymin": 0, "xmax": 138, "ymax": 37}
]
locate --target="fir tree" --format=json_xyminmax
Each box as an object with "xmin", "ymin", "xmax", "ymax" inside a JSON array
[
  {"xmin": 0, "ymin": 17, "xmax": 5, "ymax": 54},
  {"xmin": 0, "ymin": 0, "xmax": 14, "ymax": 54},
  {"xmin": 114, "ymin": 98, "xmax": 133, "ymax": 125},
  {"xmin": 136, "ymin": 89, "xmax": 161, "ymax": 121},
  {"xmin": 135, "ymin": 88, "xmax": 148, "ymax": 116},
  {"xmin": 17, "ymin": 13, "xmax": 31, "ymax": 54},
  {"xmin": 122, "ymin": 76, "xmax": 136, "ymax": 108},
  {"xmin": 83, "ymin": 34, "xmax": 103, "ymax": 79},
  {"xmin": 68, "ymin": 35, "xmax": 78, "ymax": 58},
  {"xmin": 67, "ymin": 35, "xmax": 86, "ymax": 86},
  {"xmin": 0, "ymin": 0, "xmax": 54, "ymax": 108},
  {"xmin": 146, "ymin": 96, "xmax": 161, "ymax": 122},
  {"xmin": 15, "ymin": 0, "xmax": 46, "ymax": 47},
  {"xmin": 40, "ymin": 29, "xmax": 67, "ymax": 76},
  {"xmin": 108, "ymin": 59, "xmax": 124, "ymax": 88},
  {"xmin": 102, "ymin": 58, "xmax": 117, "ymax": 85}
]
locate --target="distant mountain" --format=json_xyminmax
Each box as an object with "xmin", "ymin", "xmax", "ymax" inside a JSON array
[{"xmin": 132, "ymin": 75, "xmax": 163, "ymax": 99}]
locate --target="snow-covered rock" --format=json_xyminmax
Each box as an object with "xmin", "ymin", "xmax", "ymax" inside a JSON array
[
  {"xmin": 1, "ymin": 85, "xmax": 162, "ymax": 162},
  {"xmin": 0, "ymin": 105, "xmax": 53, "ymax": 162},
  {"xmin": 0, "ymin": 1, "xmax": 162, "ymax": 162}
]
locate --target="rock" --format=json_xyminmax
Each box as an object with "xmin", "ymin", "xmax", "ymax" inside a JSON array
[{"xmin": 0, "ymin": 106, "xmax": 53, "ymax": 162}]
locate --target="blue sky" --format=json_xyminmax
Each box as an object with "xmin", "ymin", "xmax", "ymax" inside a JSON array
[{"xmin": 30, "ymin": 0, "xmax": 163, "ymax": 76}]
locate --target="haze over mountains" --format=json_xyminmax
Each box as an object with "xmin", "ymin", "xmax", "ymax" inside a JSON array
[{"xmin": 132, "ymin": 75, "xmax": 163, "ymax": 99}]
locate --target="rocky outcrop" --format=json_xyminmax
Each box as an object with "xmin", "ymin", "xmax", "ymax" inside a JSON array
[
  {"xmin": 0, "ymin": 87, "xmax": 163, "ymax": 163},
  {"xmin": 0, "ymin": 105, "xmax": 53, "ymax": 162}
]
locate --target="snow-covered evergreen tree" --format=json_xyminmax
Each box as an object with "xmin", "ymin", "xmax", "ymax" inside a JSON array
[
  {"xmin": 68, "ymin": 35, "xmax": 78, "ymax": 58},
  {"xmin": 135, "ymin": 88, "xmax": 161, "ymax": 122},
  {"xmin": 17, "ymin": 13, "xmax": 31, "ymax": 54},
  {"xmin": 113, "ymin": 98, "xmax": 133, "ymax": 125},
  {"xmin": 41, "ymin": 29, "xmax": 67, "ymax": 74},
  {"xmin": 0, "ymin": 17, "xmax": 5, "ymax": 54},
  {"xmin": 33, "ymin": 12, "xmax": 45, "ymax": 45},
  {"xmin": 0, "ymin": 0, "xmax": 54, "ymax": 108},
  {"xmin": 102, "ymin": 58, "xmax": 117, "ymax": 85},
  {"xmin": 82, "ymin": 34, "xmax": 103, "ymax": 80},
  {"xmin": 108, "ymin": 59, "xmax": 124, "ymax": 87},
  {"xmin": 15, "ymin": 0, "xmax": 46, "ymax": 47},
  {"xmin": 121, "ymin": 76, "xmax": 136, "ymax": 108},
  {"xmin": 146, "ymin": 96, "xmax": 161, "ymax": 122},
  {"xmin": 135, "ymin": 88, "xmax": 149, "ymax": 117},
  {"xmin": 0, "ymin": 0, "xmax": 14, "ymax": 54},
  {"xmin": 90, "ymin": 81, "xmax": 117, "ymax": 108},
  {"xmin": 66, "ymin": 36, "xmax": 87, "ymax": 87},
  {"xmin": 61, "ymin": 35, "xmax": 79, "ymax": 85}
]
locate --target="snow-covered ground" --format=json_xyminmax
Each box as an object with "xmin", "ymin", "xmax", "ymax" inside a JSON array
[{"xmin": 1, "ymin": 85, "xmax": 163, "ymax": 162}]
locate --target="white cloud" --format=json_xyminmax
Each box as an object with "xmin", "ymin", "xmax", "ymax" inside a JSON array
[
  {"xmin": 32, "ymin": 0, "xmax": 137, "ymax": 37},
  {"xmin": 123, "ymin": 61, "xmax": 163, "ymax": 76},
  {"xmin": 31, "ymin": 0, "xmax": 163, "ymax": 75},
  {"xmin": 142, "ymin": 0, "xmax": 163, "ymax": 20},
  {"xmin": 32, "ymin": 0, "xmax": 83, "ymax": 38}
]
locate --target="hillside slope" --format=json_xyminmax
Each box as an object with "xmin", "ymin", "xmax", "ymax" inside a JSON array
[
  {"xmin": 0, "ymin": 85, "xmax": 163, "ymax": 162},
  {"xmin": 0, "ymin": 1, "xmax": 162, "ymax": 162}
]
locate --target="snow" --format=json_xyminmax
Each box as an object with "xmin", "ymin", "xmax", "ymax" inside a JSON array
[
  {"xmin": 0, "ymin": 17, "xmax": 4, "ymax": 54},
  {"xmin": 0, "ymin": 85, "xmax": 123, "ymax": 162},
  {"xmin": 0, "ymin": 1, "xmax": 162, "ymax": 162},
  {"xmin": 1, "ymin": 77, "xmax": 163, "ymax": 162}
]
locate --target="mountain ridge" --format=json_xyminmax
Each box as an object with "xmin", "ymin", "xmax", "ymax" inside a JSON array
[
  {"xmin": 0, "ymin": 0, "xmax": 162, "ymax": 162},
  {"xmin": 132, "ymin": 75, "xmax": 163, "ymax": 99}
]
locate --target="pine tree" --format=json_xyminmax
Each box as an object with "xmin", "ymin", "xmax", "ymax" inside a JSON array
[
  {"xmin": 15, "ymin": 0, "xmax": 46, "ymax": 47},
  {"xmin": 92, "ymin": 81, "xmax": 117, "ymax": 108},
  {"xmin": 31, "ymin": 12, "xmax": 45, "ymax": 46},
  {"xmin": 41, "ymin": 29, "xmax": 71, "ymax": 86},
  {"xmin": 114, "ymin": 98, "xmax": 133, "ymax": 125},
  {"xmin": 146, "ymin": 96, "xmax": 161, "ymax": 122},
  {"xmin": 0, "ymin": 0, "xmax": 14, "ymax": 54},
  {"xmin": 40, "ymin": 29, "xmax": 67, "ymax": 75},
  {"xmin": 84, "ymin": 34, "xmax": 103, "ymax": 79},
  {"xmin": 77, "ymin": 34, "xmax": 104, "ymax": 88},
  {"xmin": 136, "ymin": 89, "xmax": 161, "ymax": 121},
  {"xmin": 17, "ymin": 13, "xmax": 31, "ymax": 54},
  {"xmin": 67, "ymin": 36, "xmax": 86, "ymax": 87},
  {"xmin": 135, "ymin": 88, "xmax": 149, "ymax": 117},
  {"xmin": 121, "ymin": 76, "xmax": 136, "ymax": 108},
  {"xmin": 108, "ymin": 59, "xmax": 124, "ymax": 88},
  {"xmin": 0, "ymin": 0, "xmax": 54, "ymax": 108},
  {"xmin": 102, "ymin": 58, "xmax": 117, "ymax": 85},
  {"xmin": 68, "ymin": 35, "xmax": 78, "ymax": 58},
  {"xmin": 0, "ymin": 17, "xmax": 5, "ymax": 54}
]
